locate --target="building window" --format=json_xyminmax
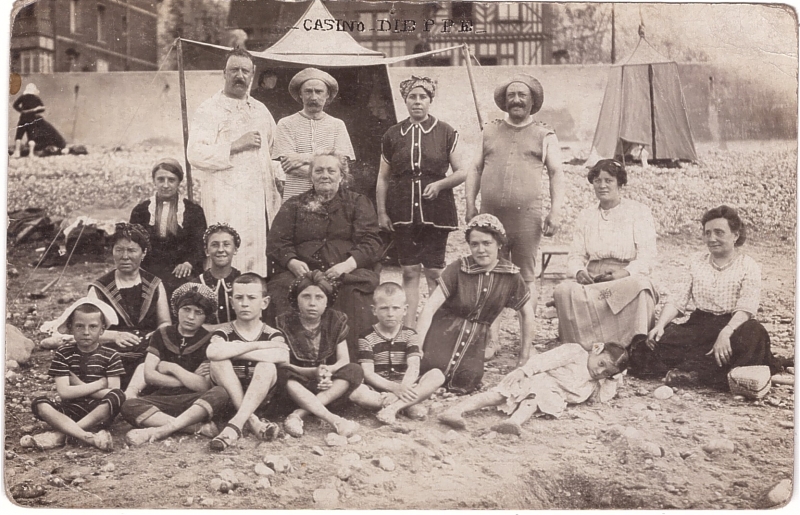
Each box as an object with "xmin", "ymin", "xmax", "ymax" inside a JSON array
[
  {"xmin": 18, "ymin": 50, "xmax": 53, "ymax": 74},
  {"xmin": 375, "ymin": 40, "xmax": 406, "ymax": 58},
  {"xmin": 70, "ymin": 0, "xmax": 79, "ymax": 34},
  {"xmin": 66, "ymin": 48, "xmax": 80, "ymax": 72},
  {"xmin": 97, "ymin": 5, "xmax": 105, "ymax": 42},
  {"xmin": 497, "ymin": 3, "xmax": 521, "ymax": 22},
  {"xmin": 96, "ymin": 58, "xmax": 109, "ymax": 72}
]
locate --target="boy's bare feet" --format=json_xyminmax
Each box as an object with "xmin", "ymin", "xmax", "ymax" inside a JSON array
[
  {"xmin": 404, "ymin": 403, "xmax": 428, "ymax": 420},
  {"xmin": 376, "ymin": 407, "xmax": 399, "ymax": 425},
  {"xmin": 196, "ymin": 421, "xmax": 220, "ymax": 438},
  {"xmin": 333, "ymin": 418, "xmax": 359, "ymax": 437},
  {"xmin": 32, "ymin": 431, "xmax": 67, "ymax": 450},
  {"xmin": 491, "ymin": 420, "xmax": 522, "ymax": 436},
  {"xmin": 284, "ymin": 414, "xmax": 304, "ymax": 438},
  {"xmin": 438, "ymin": 410, "xmax": 467, "ymax": 430},
  {"xmin": 89, "ymin": 430, "xmax": 114, "ymax": 451},
  {"xmin": 125, "ymin": 428, "xmax": 159, "ymax": 447}
]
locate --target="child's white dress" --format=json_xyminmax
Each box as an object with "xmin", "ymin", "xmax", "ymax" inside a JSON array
[{"xmin": 493, "ymin": 343, "xmax": 619, "ymax": 418}]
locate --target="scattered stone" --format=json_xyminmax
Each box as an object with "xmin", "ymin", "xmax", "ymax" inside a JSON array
[
  {"xmin": 200, "ymin": 498, "xmax": 216, "ymax": 507},
  {"xmin": 255, "ymin": 477, "xmax": 271, "ymax": 490},
  {"xmin": 376, "ymin": 456, "xmax": 396, "ymax": 471},
  {"xmin": 766, "ymin": 479, "xmax": 792, "ymax": 506},
  {"xmin": 336, "ymin": 452, "xmax": 363, "ymax": 469},
  {"xmin": 441, "ymin": 429, "xmax": 463, "ymax": 444},
  {"xmin": 6, "ymin": 370, "xmax": 19, "ymax": 382},
  {"xmin": 777, "ymin": 420, "xmax": 794, "ymax": 429},
  {"xmin": 622, "ymin": 426, "xmax": 643, "ymax": 441},
  {"xmin": 64, "ymin": 467, "xmax": 91, "ymax": 481},
  {"xmin": 733, "ymin": 480, "xmax": 749, "ymax": 488},
  {"xmin": 483, "ymin": 431, "xmax": 498, "ymax": 441},
  {"xmin": 6, "ymin": 450, "xmax": 17, "ymax": 460},
  {"xmin": 635, "ymin": 441, "xmax": 664, "ymax": 457},
  {"xmin": 442, "ymin": 456, "xmax": 454, "ymax": 465},
  {"xmin": 209, "ymin": 478, "xmax": 231, "ymax": 494},
  {"xmin": 336, "ymin": 466, "xmax": 353, "ymax": 480},
  {"xmin": 7, "ymin": 360, "xmax": 20, "ymax": 370},
  {"xmin": 653, "ymin": 385, "xmax": 674, "ymax": 400},
  {"xmin": 311, "ymin": 446, "xmax": 325, "ymax": 456},
  {"xmin": 183, "ymin": 497, "xmax": 194, "ymax": 506},
  {"xmin": 702, "ymin": 438, "xmax": 735, "ymax": 454},
  {"xmin": 217, "ymin": 469, "xmax": 242, "ymax": 487},
  {"xmin": 313, "ymin": 488, "xmax": 340, "ymax": 507},
  {"xmin": 635, "ymin": 388, "xmax": 650, "ymax": 396},
  {"xmin": 263, "ymin": 455, "xmax": 292, "ymax": 473},
  {"xmin": 221, "ymin": 458, "xmax": 235, "ymax": 467},
  {"xmin": 48, "ymin": 476, "xmax": 66, "ymax": 488},
  {"xmin": 6, "ymin": 325, "xmax": 34, "ymax": 365},
  {"xmin": 390, "ymin": 425, "xmax": 412, "ymax": 435},
  {"xmin": 20, "ymin": 424, "xmax": 36, "ymax": 434},
  {"xmin": 325, "ymin": 433, "xmax": 348, "ymax": 447},
  {"xmin": 348, "ymin": 434, "xmax": 362, "ymax": 444},
  {"xmin": 254, "ymin": 463, "xmax": 275, "ymax": 477},
  {"xmin": 665, "ymin": 484, "xmax": 677, "ymax": 493},
  {"xmin": 71, "ymin": 477, "xmax": 86, "ymax": 486},
  {"xmin": 23, "ymin": 320, "xmax": 36, "ymax": 329},
  {"xmin": 100, "ymin": 463, "xmax": 115, "ymax": 473}
]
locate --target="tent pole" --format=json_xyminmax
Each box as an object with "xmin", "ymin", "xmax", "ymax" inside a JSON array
[
  {"xmin": 648, "ymin": 63, "xmax": 657, "ymax": 160},
  {"xmin": 461, "ymin": 44, "xmax": 484, "ymax": 129},
  {"xmin": 177, "ymin": 38, "xmax": 194, "ymax": 202}
]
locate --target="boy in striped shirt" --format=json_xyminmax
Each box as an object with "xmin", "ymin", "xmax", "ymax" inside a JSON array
[
  {"xmin": 350, "ymin": 282, "xmax": 443, "ymax": 425},
  {"xmin": 29, "ymin": 299, "xmax": 125, "ymax": 451}
]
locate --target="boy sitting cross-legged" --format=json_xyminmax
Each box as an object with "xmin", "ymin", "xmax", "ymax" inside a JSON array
[
  {"xmin": 206, "ymin": 273, "xmax": 290, "ymax": 451},
  {"xmin": 349, "ymin": 282, "xmax": 445, "ymax": 425},
  {"xmin": 29, "ymin": 298, "xmax": 125, "ymax": 451},
  {"xmin": 121, "ymin": 283, "xmax": 230, "ymax": 446}
]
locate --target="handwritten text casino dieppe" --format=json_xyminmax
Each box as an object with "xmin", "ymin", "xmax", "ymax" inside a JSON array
[{"xmin": 287, "ymin": 17, "xmax": 479, "ymax": 34}]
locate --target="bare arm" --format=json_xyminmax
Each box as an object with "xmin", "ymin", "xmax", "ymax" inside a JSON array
[
  {"xmin": 361, "ymin": 361, "xmax": 403, "ymax": 392},
  {"xmin": 157, "ymin": 361, "xmax": 212, "ymax": 392},
  {"xmin": 464, "ymin": 150, "xmax": 484, "ymax": 222},
  {"xmin": 206, "ymin": 335, "xmax": 290, "ymax": 364},
  {"xmin": 89, "ymin": 376, "xmax": 122, "ymax": 399},
  {"xmin": 328, "ymin": 340, "xmax": 351, "ymax": 374},
  {"xmin": 543, "ymin": 134, "xmax": 565, "ymax": 236},
  {"xmin": 516, "ymin": 300, "xmax": 535, "ymax": 367},
  {"xmin": 143, "ymin": 353, "xmax": 183, "ymax": 388},
  {"xmin": 56, "ymin": 375, "xmax": 106, "ymax": 400},
  {"xmin": 416, "ymin": 286, "xmax": 448, "ymax": 350},
  {"xmin": 376, "ymin": 159, "xmax": 393, "ymax": 232},
  {"xmin": 154, "ymin": 283, "xmax": 172, "ymax": 328}
]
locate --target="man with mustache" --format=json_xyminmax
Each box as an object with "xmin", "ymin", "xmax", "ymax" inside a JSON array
[
  {"xmin": 274, "ymin": 68, "xmax": 355, "ymax": 200},
  {"xmin": 188, "ymin": 48, "xmax": 282, "ymax": 277},
  {"xmin": 465, "ymin": 74, "xmax": 566, "ymax": 360}
]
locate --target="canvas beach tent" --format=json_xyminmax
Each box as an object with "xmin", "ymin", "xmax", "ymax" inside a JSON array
[
  {"xmin": 586, "ymin": 33, "xmax": 698, "ymax": 167},
  {"xmin": 176, "ymin": 0, "xmax": 472, "ymax": 201}
]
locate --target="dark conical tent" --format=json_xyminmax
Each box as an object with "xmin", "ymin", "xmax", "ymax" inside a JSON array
[
  {"xmin": 586, "ymin": 36, "xmax": 698, "ymax": 167},
  {"xmin": 178, "ymin": 0, "xmax": 462, "ymax": 201}
]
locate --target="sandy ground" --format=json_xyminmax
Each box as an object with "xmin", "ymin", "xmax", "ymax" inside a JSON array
[{"xmin": 4, "ymin": 235, "xmax": 795, "ymax": 509}]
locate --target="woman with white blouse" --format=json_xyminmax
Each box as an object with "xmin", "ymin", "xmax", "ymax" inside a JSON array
[
  {"xmin": 628, "ymin": 205, "xmax": 779, "ymax": 388},
  {"xmin": 553, "ymin": 159, "xmax": 658, "ymax": 348}
]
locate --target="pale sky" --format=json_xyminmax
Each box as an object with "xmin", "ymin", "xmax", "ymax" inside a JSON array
[{"xmin": 611, "ymin": 2, "xmax": 797, "ymax": 91}]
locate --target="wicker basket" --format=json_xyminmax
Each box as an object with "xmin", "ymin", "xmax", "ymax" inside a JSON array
[{"xmin": 728, "ymin": 366, "xmax": 771, "ymax": 399}]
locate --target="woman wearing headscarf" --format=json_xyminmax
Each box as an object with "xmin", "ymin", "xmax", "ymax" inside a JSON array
[
  {"xmin": 12, "ymin": 83, "xmax": 67, "ymax": 158},
  {"xmin": 376, "ymin": 76, "xmax": 468, "ymax": 326},
  {"xmin": 553, "ymin": 159, "xmax": 659, "ymax": 348},
  {"xmin": 130, "ymin": 158, "xmax": 208, "ymax": 295}
]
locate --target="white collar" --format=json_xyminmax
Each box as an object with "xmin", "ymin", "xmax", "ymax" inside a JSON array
[{"xmin": 147, "ymin": 195, "xmax": 185, "ymax": 228}]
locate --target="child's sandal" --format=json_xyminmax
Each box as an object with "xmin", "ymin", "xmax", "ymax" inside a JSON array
[
  {"xmin": 209, "ymin": 423, "xmax": 242, "ymax": 452},
  {"xmin": 255, "ymin": 418, "xmax": 283, "ymax": 442}
]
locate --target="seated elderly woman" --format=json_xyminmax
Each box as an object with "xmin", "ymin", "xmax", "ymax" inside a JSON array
[
  {"xmin": 276, "ymin": 271, "xmax": 362, "ymax": 438},
  {"xmin": 628, "ymin": 206, "xmax": 780, "ymax": 388},
  {"xmin": 88, "ymin": 223, "xmax": 171, "ymax": 393},
  {"xmin": 130, "ymin": 158, "xmax": 207, "ymax": 294},
  {"xmin": 553, "ymin": 159, "xmax": 658, "ymax": 348},
  {"xmin": 267, "ymin": 150, "xmax": 383, "ymax": 360}
]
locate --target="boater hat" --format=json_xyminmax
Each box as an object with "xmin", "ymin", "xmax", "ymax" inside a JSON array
[
  {"xmin": 54, "ymin": 297, "xmax": 119, "ymax": 334},
  {"xmin": 288, "ymin": 68, "xmax": 339, "ymax": 104},
  {"xmin": 494, "ymin": 74, "xmax": 544, "ymax": 115}
]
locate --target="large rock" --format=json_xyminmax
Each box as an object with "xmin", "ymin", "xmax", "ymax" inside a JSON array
[
  {"xmin": 766, "ymin": 479, "xmax": 792, "ymax": 506},
  {"xmin": 6, "ymin": 325, "xmax": 35, "ymax": 365}
]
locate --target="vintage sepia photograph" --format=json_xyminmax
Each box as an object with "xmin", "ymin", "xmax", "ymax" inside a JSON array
[{"xmin": 2, "ymin": 0, "xmax": 797, "ymax": 509}]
